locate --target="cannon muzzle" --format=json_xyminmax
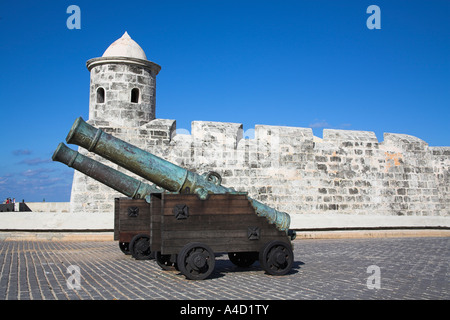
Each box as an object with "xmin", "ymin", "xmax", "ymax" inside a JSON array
[
  {"xmin": 66, "ymin": 117, "xmax": 232, "ymax": 196},
  {"xmin": 65, "ymin": 117, "xmax": 291, "ymax": 232},
  {"xmin": 52, "ymin": 142, "xmax": 161, "ymax": 201}
]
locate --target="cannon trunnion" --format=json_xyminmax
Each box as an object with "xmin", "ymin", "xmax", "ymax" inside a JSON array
[{"xmin": 115, "ymin": 193, "xmax": 294, "ymax": 280}]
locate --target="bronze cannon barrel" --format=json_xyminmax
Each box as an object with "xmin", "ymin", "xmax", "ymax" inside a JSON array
[
  {"xmin": 52, "ymin": 142, "xmax": 161, "ymax": 201},
  {"xmin": 65, "ymin": 117, "xmax": 291, "ymax": 233},
  {"xmin": 65, "ymin": 118, "xmax": 233, "ymax": 196}
]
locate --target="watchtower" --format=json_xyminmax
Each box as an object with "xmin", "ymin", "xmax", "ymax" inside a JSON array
[{"xmin": 86, "ymin": 32, "xmax": 161, "ymax": 127}]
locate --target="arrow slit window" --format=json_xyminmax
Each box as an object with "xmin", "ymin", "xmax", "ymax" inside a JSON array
[
  {"xmin": 131, "ymin": 88, "xmax": 139, "ymax": 103},
  {"xmin": 96, "ymin": 87, "xmax": 105, "ymax": 103}
]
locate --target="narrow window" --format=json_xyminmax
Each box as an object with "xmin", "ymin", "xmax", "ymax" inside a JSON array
[
  {"xmin": 131, "ymin": 88, "xmax": 139, "ymax": 103},
  {"xmin": 96, "ymin": 87, "xmax": 105, "ymax": 103}
]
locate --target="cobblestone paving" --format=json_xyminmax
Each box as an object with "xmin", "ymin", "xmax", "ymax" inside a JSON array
[{"xmin": 0, "ymin": 237, "xmax": 448, "ymax": 300}]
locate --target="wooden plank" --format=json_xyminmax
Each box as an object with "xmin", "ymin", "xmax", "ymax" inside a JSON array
[
  {"xmin": 161, "ymin": 228, "xmax": 285, "ymax": 240},
  {"xmin": 150, "ymin": 194, "xmax": 163, "ymax": 252},
  {"xmin": 166, "ymin": 227, "xmax": 283, "ymax": 238},
  {"xmin": 162, "ymin": 214, "xmax": 268, "ymax": 231},
  {"xmin": 119, "ymin": 231, "xmax": 149, "ymax": 243},
  {"xmin": 162, "ymin": 205, "xmax": 255, "ymax": 216},
  {"xmin": 118, "ymin": 199, "xmax": 149, "ymax": 216},
  {"xmin": 161, "ymin": 227, "xmax": 287, "ymax": 245},
  {"xmin": 162, "ymin": 229, "xmax": 248, "ymax": 240},
  {"xmin": 163, "ymin": 193, "xmax": 249, "ymax": 202},
  {"xmin": 118, "ymin": 199, "xmax": 151, "ymax": 233},
  {"xmin": 161, "ymin": 234, "xmax": 291, "ymax": 255},
  {"xmin": 119, "ymin": 220, "xmax": 150, "ymax": 232},
  {"xmin": 162, "ymin": 197, "xmax": 252, "ymax": 208},
  {"xmin": 161, "ymin": 193, "xmax": 254, "ymax": 216},
  {"xmin": 161, "ymin": 215, "xmax": 285, "ymax": 240},
  {"xmin": 119, "ymin": 216, "xmax": 151, "ymax": 232},
  {"xmin": 114, "ymin": 198, "xmax": 120, "ymax": 240},
  {"xmin": 162, "ymin": 205, "xmax": 254, "ymax": 216}
]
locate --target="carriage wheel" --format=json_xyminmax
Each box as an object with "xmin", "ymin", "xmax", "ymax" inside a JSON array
[
  {"xmin": 177, "ymin": 242, "xmax": 215, "ymax": 280},
  {"xmin": 259, "ymin": 241, "xmax": 293, "ymax": 275},
  {"xmin": 155, "ymin": 252, "xmax": 178, "ymax": 270},
  {"xmin": 228, "ymin": 252, "xmax": 258, "ymax": 267},
  {"xmin": 129, "ymin": 234, "xmax": 152, "ymax": 260},
  {"xmin": 119, "ymin": 242, "xmax": 130, "ymax": 255}
]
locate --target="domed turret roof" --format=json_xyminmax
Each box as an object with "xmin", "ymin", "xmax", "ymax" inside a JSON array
[
  {"xmin": 102, "ymin": 32, "xmax": 147, "ymax": 60},
  {"xmin": 86, "ymin": 31, "xmax": 160, "ymax": 74}
]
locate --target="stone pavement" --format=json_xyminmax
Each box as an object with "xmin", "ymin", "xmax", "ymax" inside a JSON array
[{"xmin": 0, "ymin": 236, "xmax": 448, "ymax": 301}]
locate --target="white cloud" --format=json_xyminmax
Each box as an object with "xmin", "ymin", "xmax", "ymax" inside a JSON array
[
  {"xmin": 309, "ymin": 120, "xmax": 330, "ymax": 128},
  {"xmin": 19, "ymin": 158, "xmax": 52, "ymax": 166},
  {"xmin": 12, "ymin": 149, "xmax": 32, "ymax": 156}
]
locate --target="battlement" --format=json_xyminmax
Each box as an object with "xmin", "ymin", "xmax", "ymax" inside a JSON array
[
  {"xmin": 70, "ymin": 117, "xmax": 449, "ymax": 218},
  {"xmin": 143, "ymin": 119, "xmax": 446, "ymax": 157}
]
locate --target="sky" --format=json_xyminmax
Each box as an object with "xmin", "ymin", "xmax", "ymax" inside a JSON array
[{"xmin": 0, "ymin": 0, "xmax": 449, "ymax": 203}]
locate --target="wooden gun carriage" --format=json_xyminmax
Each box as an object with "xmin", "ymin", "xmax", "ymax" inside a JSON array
[
  {"xmin": 115, "ymin": 193, "xmax": 294, "ymax": 279},
  {"xmin": 53, "ymin": 117, "xmax": 296, "ymax": 280}
]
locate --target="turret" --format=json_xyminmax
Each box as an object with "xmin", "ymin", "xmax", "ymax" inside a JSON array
[{"xmin": 86, "ymin": 32, "xmax": 161, "ymax": 127}]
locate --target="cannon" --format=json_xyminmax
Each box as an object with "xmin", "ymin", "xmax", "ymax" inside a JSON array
[
  {"xmin": 52, "ymin": 142, "xmax": 161, "ymax": 202},
  {"xmin": 52, "ymin": 142, "xmax": 163, "ymax": 257},
  {"xmin": 55, "ymin": 117, "xmax": 296, "ymax": 279},
  {"xmin": 66, "ymin": 117, "xmax": 291, "ymax": 232}
]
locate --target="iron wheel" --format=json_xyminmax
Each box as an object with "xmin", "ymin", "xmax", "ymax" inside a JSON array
[
  {"xmin": 129, "ymin": 233, "xmax": 152, "ymax": 260},
  {"xmin": 259, "ymin": 241, "xmax": 293, "ymax": 276},
  {"xmin": 177, "ymin": 242, "xmax": 215, "ymax": 280}
]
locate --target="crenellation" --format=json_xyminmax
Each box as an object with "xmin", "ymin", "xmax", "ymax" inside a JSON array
[{"xmin": 323, "ymin": 129, "xmax": 378, "ymax": 143}]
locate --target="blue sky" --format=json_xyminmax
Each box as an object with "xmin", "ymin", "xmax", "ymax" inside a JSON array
[{"xmin": 0, "ymin": 0, "xmax": 449, "ymax": 202}]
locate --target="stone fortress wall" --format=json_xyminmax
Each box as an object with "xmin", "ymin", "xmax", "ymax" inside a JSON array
[
  {"xmin": 70, "ymin": 117, "xmax": 450, "ymax": 219},
  {"xmin": 69, "ymin": 32, "xmax": 450, "ymax": 221}
]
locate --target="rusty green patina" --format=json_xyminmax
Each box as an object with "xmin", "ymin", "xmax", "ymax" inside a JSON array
[
  {"xmin": 63, "ymin": 117, "xmax": 292, "ymax": 233},
  {"xmin": 52, "ymin": 142, "xmax": 161, "ymax": 201}
]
